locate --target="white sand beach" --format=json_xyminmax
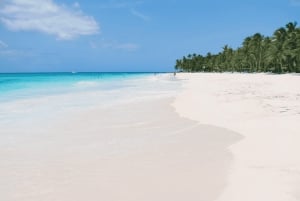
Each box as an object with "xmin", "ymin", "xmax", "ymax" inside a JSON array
[
  {"xmin": 1, "ymin": 73, "xmax": 300, "ymax": 201},
  {"xmin": 173, "ymin": 73, "xmax": 300, "ymax": 201},
  {"xmin": 0, "ymin": 76, "xmax": 240, "ymax": 201}
]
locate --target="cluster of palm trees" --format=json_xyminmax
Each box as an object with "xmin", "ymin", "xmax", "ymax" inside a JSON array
[{"xmin": 175, "ymin": 22, "xmax": 300, "ymax": 73}]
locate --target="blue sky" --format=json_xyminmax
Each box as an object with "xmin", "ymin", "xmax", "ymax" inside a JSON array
[{"xmin": 0, "ymin": 0, "xmax": 299, "ymax": 72}]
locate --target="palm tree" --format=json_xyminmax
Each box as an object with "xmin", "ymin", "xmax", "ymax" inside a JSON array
[
  {"xmin": 283, "ymin": 22, "xmax": 298, "ymax": 72},
  {"xmin": 175, "ymin": 59, "xmax": 181, "ymax": 71},
  {"xmin": 241, "ymin": 37, "xmax": 253, "ymax": 71},
  {"xmin": 175, "ymin": 22, "xmax": 299, "ymax": 73},
  {"xmin": 286, "ymin": 22, "xmax": 297, "ymax": 33},
  {"xmin": 269, "ymin": 27, "xmax": 287, "ymax": 72},
  {"xmin": 253, "ymin": 33, "xmax": 264, "ymax": 71},
  {"xmin": 261, "ymin": 37, "xmax": 272, "ymax": 71},
  {"xmin": 296, "ymin": 28, "xmax": 300, "ymax": 72}
]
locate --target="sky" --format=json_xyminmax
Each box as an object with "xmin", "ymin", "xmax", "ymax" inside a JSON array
[{"xmin": 0, "ymin": 0, "xmax": 299, "ymax": 72}]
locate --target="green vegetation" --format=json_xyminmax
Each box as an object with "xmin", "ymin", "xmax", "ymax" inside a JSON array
[{"xmin": 175, "ymin": 22, "xmax": 300, "ymax": 73}]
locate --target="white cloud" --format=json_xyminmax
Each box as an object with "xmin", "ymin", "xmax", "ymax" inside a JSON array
[
  {"xmin": 0, "ymin": 40, "xmax": 8, "ymax": 48},
  {"xmin": 131, "ymin": 8, "xmax": 150, "ymax": 21},
  {"xmin": 0, "ymin": 0, "xmax": 100, "ymax": 40}
]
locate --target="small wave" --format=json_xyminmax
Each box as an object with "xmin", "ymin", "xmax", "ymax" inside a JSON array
[{"xmin": 75, "ymin": 81, "xmax": 99, "ymax": 88}]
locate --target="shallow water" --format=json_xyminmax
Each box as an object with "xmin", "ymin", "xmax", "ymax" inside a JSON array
[
  {"xmin": 0, "ymin": 72, "xmax": 180, "ymax": 126},
  {"xmin": 0, "ymin": 73, "xmax": 157, "ymax": 101}
]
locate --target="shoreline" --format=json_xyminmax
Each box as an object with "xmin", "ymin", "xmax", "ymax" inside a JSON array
[
  {"xmin": 173, "ymin": 72, "xmax": 300, "ymax": 201},
  {"xmin": 3, "ymin": 72, "xmax": 299, "ymax": 200}
]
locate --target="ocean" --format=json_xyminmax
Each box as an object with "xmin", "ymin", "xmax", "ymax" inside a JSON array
[{"xmin": 0, "ymin": 72, "xmax": 180, "ymax": 126}]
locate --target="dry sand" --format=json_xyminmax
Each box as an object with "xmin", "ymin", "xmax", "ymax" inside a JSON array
[
  {"xmin": 1, "ymin": 98, "xmax": 240, "ymax": 201},
  {"xmin": 173, "ymin": 73, "xmax": 300, "ymax": 201}
]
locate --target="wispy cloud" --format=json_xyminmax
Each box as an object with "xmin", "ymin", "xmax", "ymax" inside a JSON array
[
  {"xmin": 0, "ymin": 48, "xmax": 34, "ymax": 57},
  {"xmin": 0, "ymin": 40, "xmax": 8, "ymax": 48},
  {"xmin": 73, "ymin": 2, "xmax": 80, "ymax": 8},
  {"xmin": 130, "ymin": 8, "xmax": 150, "ymax": 21},
  {"xmin": 290, "ymin": 0, "xmax": 300, "ymax": 6},
  {"xmin": 0, "ymin": 49, "xmax": 19, "ymax": 56},
  {"xmin": 98, "ymin": 1, "xmax": 150, "ymax": 21},
  {"xmin": 0, "ymin": 0, "xmax": 100, "ymax": 40},
  {"xmin": 115, "ymin": 43, "xmax": 139, "ymax": 51},
  {"xmin": 97, "ymin": 1, "xmax": 143, "ymax": 9},
  {"xmin": 90, "ymin": 39, "xmax": 139, "ymax": 51},
  {"xmin": 0, "ymin": 40, "xmax": 34, "ymax": 57}
]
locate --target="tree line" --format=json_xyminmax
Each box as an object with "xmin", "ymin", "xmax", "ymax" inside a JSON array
[{"xmin": 175, "ymin": 22, "xmax": 300, "ymax": 73}]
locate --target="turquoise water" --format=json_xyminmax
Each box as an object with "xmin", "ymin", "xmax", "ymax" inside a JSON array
[
  {"xmin": 0, "ymin": 72, "xmax": 151, "ymax": 102},
  {"xmin": 0, "ymin": 72, "xmax": 179, "ymax": 123}
]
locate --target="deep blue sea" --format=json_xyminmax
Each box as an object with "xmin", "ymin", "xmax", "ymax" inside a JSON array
[{"xmin": 0, "ymin": 72, "xmax": 179, "ymax": 124}]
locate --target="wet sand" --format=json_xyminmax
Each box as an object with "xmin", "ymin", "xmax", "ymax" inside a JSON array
[{"xmin": 1, "ymin": 98, "xmax": 240, "ymax": 201}]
